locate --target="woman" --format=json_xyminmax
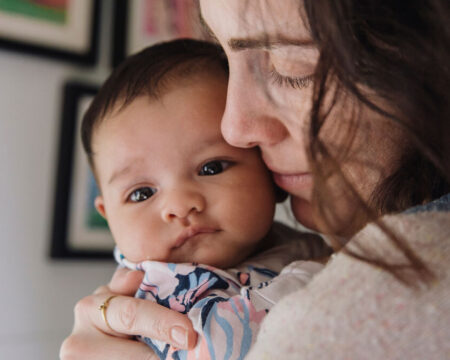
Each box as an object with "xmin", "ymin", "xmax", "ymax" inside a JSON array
[{"xmin": 60, "ymin": 0, "xmax": 450, "ymax": 358}]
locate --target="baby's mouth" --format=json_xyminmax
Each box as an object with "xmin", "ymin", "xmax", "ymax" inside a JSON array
[{"xmin": 173, "ymin": 227, "xmax": 219, "ymax": 249}]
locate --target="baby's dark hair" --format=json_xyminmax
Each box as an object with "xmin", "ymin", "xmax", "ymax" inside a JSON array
[{"xmin": 81, "ymin": 38, "xmax": 228, "ymax": 168}]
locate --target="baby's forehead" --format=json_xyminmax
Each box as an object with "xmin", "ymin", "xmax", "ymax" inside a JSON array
[
  {"xmin": 112, "ymin": 68, "xmax": 226, "ymax": 112},
  {"xmin": 97, "ymin": 74, "xmax": 226, "ymax": 138}
]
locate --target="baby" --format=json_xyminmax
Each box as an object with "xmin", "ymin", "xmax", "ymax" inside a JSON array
[{"xmin": 82, "ymin": 39, "xmax": 329, "ymax": 360}]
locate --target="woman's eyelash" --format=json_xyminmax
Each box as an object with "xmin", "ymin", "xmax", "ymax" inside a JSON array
[{"xmin": 269, "ymin": 70, "xmax": 313, "ymax": 89}]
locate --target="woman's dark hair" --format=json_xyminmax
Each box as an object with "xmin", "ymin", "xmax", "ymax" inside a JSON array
[
  {"xmin": 82, "ymin": 38, "xmax": 228, "ymax": 168},
  {"xmin": 303, "ymin": 0, "xmax": 450, "ymax": 284}
]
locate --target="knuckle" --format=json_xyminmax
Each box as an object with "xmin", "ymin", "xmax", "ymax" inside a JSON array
[
  {"xmin": 150, "ymin": 317, "xmax": 166, "ymax": 339},
  {"xmin": 59, "ymin": 335, "xmax": 81, "ymax": 360},
  {"xmin": 73, "ymin": 296, "xmax": 93, "ymax": 322},
  {"xmin": 93, "ymin": 285, "xmax": 109, "ymax": 295},
  {"xmin": 150, "ymin": 315, "xmax": 172, "ymax": 341},
  {"xmin": 120, "ymin": 300, "xmax": 172, "ymax": 341},
  {"xmin": 119, "ymin": 298, "xmax": 138, "ymax": 331}
]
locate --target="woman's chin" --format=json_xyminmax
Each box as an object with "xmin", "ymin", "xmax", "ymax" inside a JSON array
[{"xmin": 290, "ymin": 196, "xmax": 318, "ymax": 231}]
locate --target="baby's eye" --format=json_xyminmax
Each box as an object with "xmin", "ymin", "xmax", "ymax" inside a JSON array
[
  {"xmin": 199, "ymin": 160, "xmax": 232, "ymax": 176},
  {"xmin": 128, "ymin": 187, "xmax": 156, "ymax": 202}
]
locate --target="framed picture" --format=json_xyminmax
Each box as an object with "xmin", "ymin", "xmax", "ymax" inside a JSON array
[
  {"xmin": 112, "ymin": 0, "xmax": 202, "ymax": 67},
  {"xmin": 50, "ymin": 81, "xmax": 114, "ymax": 259},
  {"xmin": 0, "ymin": 0, "xmax": 100, "ymax": 65}
]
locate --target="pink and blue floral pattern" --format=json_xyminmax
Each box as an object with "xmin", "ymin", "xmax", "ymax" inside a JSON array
[{"xmin": 115, "ymin": 249, "xmax": 277, "ymax": 360}]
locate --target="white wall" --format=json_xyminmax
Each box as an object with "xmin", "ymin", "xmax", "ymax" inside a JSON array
[
  {"xmin": 0, "ymin": 49, "xmax": 118, "ymax": 359},
  {"xmin": 0, "ymin": 2, "xmax": 116, "ymax": 359}
]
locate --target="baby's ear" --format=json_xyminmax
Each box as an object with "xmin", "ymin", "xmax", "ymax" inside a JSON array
[
  {"xmin": 274, "ymin": 185, "xmax": 288, "ymax": 203},
  {"xmin": 94, "ymin": 196, "xmax": 107, "ymax": 219}
]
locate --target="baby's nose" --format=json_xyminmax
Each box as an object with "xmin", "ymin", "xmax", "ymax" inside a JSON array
[{"xmin": 161, "ymin": 189, "xmax": 206, "ymax": 223}]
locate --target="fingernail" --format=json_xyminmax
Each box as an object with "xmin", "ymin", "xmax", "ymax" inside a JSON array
[{"xmin": 170, "ymin": 326, "xmax": 188, "ymax": 348}]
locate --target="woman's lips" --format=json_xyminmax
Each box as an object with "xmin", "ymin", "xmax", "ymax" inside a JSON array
[{"xmin": 272, "ymin": 172, "xmax": 313, "ymax": 193}]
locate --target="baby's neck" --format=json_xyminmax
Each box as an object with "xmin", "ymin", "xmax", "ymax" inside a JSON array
[{"xmin": 251, "ymin": 227, "xmax": 277, "ymax": 256}]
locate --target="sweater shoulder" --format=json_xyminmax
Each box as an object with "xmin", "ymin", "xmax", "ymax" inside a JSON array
[{"xmin": 247, "ymin": 212, "xmax": 450, "ymax": 360}]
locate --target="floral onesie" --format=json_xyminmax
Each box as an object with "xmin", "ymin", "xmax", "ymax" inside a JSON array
[{"xmin": 115, "ymin": 222, "xmax": 329, "ymax": 360}]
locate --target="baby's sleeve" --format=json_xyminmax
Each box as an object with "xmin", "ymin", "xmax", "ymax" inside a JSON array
[
  {"xmin": 116, "ymin": 247, "xmax": 324, "ymax": 360},
  {"xmin": 166, "ymin": 261, "xmax": 324, "ymax": 360},
  {"xmin": 245, "ymin": 260, "xmax": 325, "ymax": 310}
]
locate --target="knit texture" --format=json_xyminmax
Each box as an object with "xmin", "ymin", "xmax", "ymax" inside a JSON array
[{"xmin": 247, "ymin": 211, "xmax": 450, "ymax": 360}]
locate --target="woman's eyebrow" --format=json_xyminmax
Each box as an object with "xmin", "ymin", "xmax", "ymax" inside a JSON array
[
  {"xmin": 228, "ymin": 35, "xmax": 314, "ymax": 51},
  {"xmin": 198, "ymin": 12, "xmax": 314, "ymax": 51}
]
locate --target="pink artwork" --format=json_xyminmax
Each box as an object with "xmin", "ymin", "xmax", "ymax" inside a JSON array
[
  {"xmin": 143, "ymin": 0, "xmax": 158, "ymax": 35},
  {"xmin": 142, "ymin": 0, "xmax": 198, "ymax": 38},
  {"xmin": 172, "ymin": 0, "xmax": 197, "ymax": 37}
]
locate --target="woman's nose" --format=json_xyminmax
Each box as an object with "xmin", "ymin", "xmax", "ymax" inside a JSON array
[
  {"xmin": 221, "ymin": 62, "xmax": 288, "ymax": 148},
  {"xmin": 161, "ymin": 188, "xmax": 206, "ymax": 223}
]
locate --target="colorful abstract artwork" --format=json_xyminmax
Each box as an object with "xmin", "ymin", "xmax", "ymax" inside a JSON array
[
  {"xmin": 86, "ymin": 171, "xmax": 108, "ymax": 229},
  {"xmin": 142, "ymin": 0, "xmax": 198, "ymax": 38},
  {"xmin": 0, "ymin": 0, "xmax": 99, "ymax": 65},
  {"xmin": 112, "ymin": 0, "xmax": 204, "ymax": 67},
  {"xmin": 0, "ymin": 0, "xmax": 69, "ymax": 24}
]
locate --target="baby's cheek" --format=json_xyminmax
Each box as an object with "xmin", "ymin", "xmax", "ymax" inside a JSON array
[
  {"xmin": 114, "ymin": 233, "xmax": 142, "ymax": 262},
  {"xmin": 224, "ymin": 188, "xmax": 274, "ymax": 241},
  {"xmin": 111, "ymin": 218, "xmax": 154, "ymax": 262}
]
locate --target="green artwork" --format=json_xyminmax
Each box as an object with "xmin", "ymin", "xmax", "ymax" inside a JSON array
[
  {"xmin": 86, "ymin": 170, "xmax": 109, "ymax": 230},
  {"xmin": 0, "ymin": 0, "xmax": 68, "ymax": 25},
  {"xmin": 87, "ymin": 209, "xmax": 109, "ymax": 229}
]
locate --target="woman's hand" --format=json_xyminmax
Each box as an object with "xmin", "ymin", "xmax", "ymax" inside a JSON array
[{"xmin": 60, "ymin": 268, "xmax": 197, "ymax": 359}]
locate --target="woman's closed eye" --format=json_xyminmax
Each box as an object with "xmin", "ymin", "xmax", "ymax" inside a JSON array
[
  {"xmin": 128, "ymin": 187, "xmax": 156, "ymax": 202},
  {"xmin": 265, "ymin": 47, "xmax": 317, "ymax": 90},
  {"xmin": 198, "ymin": 160, "xmax": 233, "ymax": 176},
  {"xmin": 269, "ymin": 69, "xmax": 313, "ymax": 89}
]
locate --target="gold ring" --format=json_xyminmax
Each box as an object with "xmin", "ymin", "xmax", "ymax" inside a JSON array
[{"xmin": 98, "ymin": 295, "xmax": 118, "ymax": 331}]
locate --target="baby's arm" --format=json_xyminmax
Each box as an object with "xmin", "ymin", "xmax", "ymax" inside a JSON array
[
  {"xmin": 116, "ymin": 246, "xmax": 325, "ymax": 360},
  {"xmin": 169, "ymin": 260, "xmax": 324, "ymax": 360},
  {"xmin": 245, "ymin": 260, "xmax": 325, "ymax": 310}
]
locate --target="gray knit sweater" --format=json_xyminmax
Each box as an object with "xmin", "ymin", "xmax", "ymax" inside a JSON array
[{"xmin": 247, "ymin": 209, "xmax": 450, "ymax": 359}]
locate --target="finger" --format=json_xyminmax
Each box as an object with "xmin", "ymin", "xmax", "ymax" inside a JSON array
[
  {"xmin": 103, "ymin": 295, "xmax": 198, "ymax": 349},
  {"xmin": 60, "ymin": 333, "xmax": 158, "ymax": 360},
  {"xmin": 109, "ymin": 267, "xmax": 144, "ymax": 295},
  {"xmin": 75, "ymin": 293, "xmax": 197, "ymax": 349},
  {"xmin": 73, "ymin": 293, "xmax": 131, "ymax": 340},
  {"xmin": 93, "ymin": 285, "xmax": 111, "ymax": 295}
]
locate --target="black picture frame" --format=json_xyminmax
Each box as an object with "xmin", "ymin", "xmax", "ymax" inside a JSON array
[
  {"xmin": 111, "ymin": 0, "xmax": 128, "ymax": 68},
  {"xmin": 0, "ymin": 0, "xmax": 100, "ymax": 66},
  {"xmin": 112, "ymin": 0, "xmax": 202, "ymax": 68},
  {"xmin": 50, "ymin": 81, "xmax": 114, "ymax": 259}
]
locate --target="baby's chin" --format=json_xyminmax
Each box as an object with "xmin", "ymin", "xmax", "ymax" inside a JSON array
[
  {"xmin": 173, "ymin": 255, "xmax": 239, "ymax": 269},
  {"xmin": 170, "ymin": 250, "xmax": 251, "ymax": 269},
  {"xmin": 120, "ymin": 238, "xmax": 257, "ymax": 268}
]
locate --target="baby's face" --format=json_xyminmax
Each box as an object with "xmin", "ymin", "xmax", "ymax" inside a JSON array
[{"xmin": 92, "ymin": 74, "xmax": 276, "ymax": 267}]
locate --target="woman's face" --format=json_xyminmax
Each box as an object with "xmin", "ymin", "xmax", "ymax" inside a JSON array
[{"xmin": 200, "ymin": 0, "xmax": 405, "ymax": 235}]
